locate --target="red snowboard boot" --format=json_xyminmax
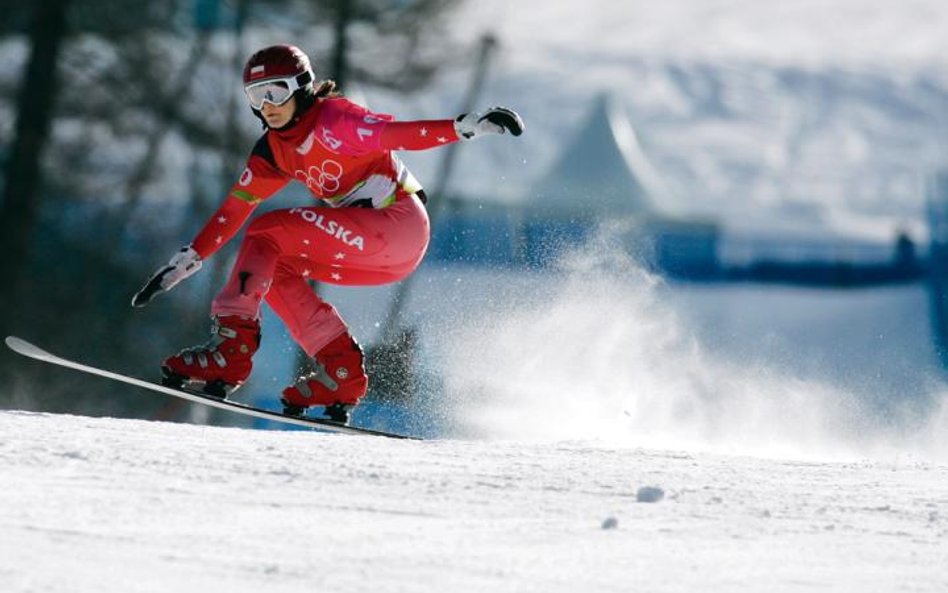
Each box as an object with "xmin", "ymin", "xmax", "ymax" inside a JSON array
[
  {"xmin": 162, "ymin": 315, "xmax": 261, "ymax": 398},
  {"xmin": 281, "ymin": 333, "xmax": 368, "ymax": 423}
]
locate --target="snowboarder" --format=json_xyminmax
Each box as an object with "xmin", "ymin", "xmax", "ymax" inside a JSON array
[{"xmin": 132, "ymin": 44, "xmax": 524, "ymax": 424}]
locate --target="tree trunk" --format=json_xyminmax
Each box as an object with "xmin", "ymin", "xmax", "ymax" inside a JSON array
[
  {"xmin": 330, "ymin": 0, "xmax": 352, "ymax": 88},
  {"xmin": 0, "ymin": 0, "xmax": 69, "ymax": 315}
]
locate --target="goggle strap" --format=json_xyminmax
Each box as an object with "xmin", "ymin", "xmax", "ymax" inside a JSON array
[{"xmin": 296, "ymin": 70, "xmax": 313, "ymax": 88}]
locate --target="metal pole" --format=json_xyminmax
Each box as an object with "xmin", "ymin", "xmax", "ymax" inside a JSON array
[{"xmin": 377, "ymin": 33, "xmax": 498, "ymax": 345}]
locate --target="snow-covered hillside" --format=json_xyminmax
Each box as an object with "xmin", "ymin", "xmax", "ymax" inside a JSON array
[
  {"xmin": 456, "ymin": 0, "xmax": 948, "ymax": 69},
  {"xmin": 1, "ymin": 410, "xmax": 946, "ymax": 593},
  {"xmin": 6, "ymin": 1, "xmax": 943, "ymax": 243},
  {"xmin": 380, "ymin": 0, "xmax": 948, "ymax": 243}
]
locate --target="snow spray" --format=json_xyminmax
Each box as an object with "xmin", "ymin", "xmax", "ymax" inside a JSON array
[{"xmin": 438, "ymin": 223, "xmax": 948, "ymax": 462}]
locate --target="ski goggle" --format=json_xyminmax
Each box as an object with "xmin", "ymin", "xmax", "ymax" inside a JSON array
[{"xmin": 244, "ymin": 71, "xmax": 313, "ymax": 110}]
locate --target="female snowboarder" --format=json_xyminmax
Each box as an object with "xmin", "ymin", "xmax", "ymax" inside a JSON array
[{"xmin": 132, "ymin": 44, "xmax": 523, "ymax": 423}]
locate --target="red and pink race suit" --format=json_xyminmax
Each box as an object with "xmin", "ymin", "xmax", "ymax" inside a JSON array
[{"xmin": 189, "ymin": 97, "xmax": 459, "ymax": 357}]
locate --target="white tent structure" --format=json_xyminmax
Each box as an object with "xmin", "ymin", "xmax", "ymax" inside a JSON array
[
  {"xmin": 528, "ymin": 93, "xmax": 674, "ymax": 220},
  {"xmin": 521, "ymin": 93, "xmax": 718, "ymax": 277}
]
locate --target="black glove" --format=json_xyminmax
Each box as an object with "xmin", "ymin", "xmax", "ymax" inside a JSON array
[
  {"xmin": 455, "ymin": 107, "xmax": 525, "ymax": 140},
  {"xmin": 132, "ymin": 245, "xmax": 202, "ymax": 308}
]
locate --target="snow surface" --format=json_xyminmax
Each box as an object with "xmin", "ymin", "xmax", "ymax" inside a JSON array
[
  {"xmin": 6, "ymin": 249, "xmax": 948, "ymax": 591},
  {"xmin": 1, "ymin": 410, "xmax": 946, "ymax": 593},
  {"xmin": 7, "ymin": 231, "xmax": 948, "ymax": 593}
]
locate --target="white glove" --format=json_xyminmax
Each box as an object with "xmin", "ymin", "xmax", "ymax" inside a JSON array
[
  {"xmin": 132, "ymin": 245, "xmax": 203, "ymax": 308},
  {"xmin": 454, "ymin": 106, "xmax": 525, "ymax": 141}
]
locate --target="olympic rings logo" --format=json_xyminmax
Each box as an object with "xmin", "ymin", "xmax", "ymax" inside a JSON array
[{"xmin": 295, "ymin": 159, "xmax": 344, "ymax": 194}]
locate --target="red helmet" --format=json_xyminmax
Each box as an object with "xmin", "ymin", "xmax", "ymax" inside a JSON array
[{"xmin": 242, "ymin": 44, "xmax": 314, "ymax": 88}]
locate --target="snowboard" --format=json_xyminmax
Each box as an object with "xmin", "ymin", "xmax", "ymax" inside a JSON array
[{"xmin": 5, "ymin": 336, "xmax": 418, "ymax": 440}]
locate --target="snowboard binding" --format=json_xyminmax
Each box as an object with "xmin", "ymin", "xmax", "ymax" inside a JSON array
[
  {"xmin": 280, "ymin": 399, "xmax": 354, "ymax": 424},
  {"xmin": 161, "ymin": 368, "xmax": 238, "ymax": 400}
]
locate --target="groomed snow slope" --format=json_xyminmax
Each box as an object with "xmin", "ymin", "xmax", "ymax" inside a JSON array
[{"xmin": 1, "ymin": 410, "xmax": 946, "ymax": 593}]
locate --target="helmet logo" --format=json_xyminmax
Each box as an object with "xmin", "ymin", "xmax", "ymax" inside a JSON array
[{"xmin": 243, "ymin": 45, "xmax": 313, "ymax": 86}]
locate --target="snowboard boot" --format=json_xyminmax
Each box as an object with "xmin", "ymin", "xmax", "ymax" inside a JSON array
[
  {"xmin": 281, "ymin": 333, "xmax": 368, "ymax": 424},
  {"xmin": 162, "ymin": 315, "xmax": 261, "ymax": 399}
]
